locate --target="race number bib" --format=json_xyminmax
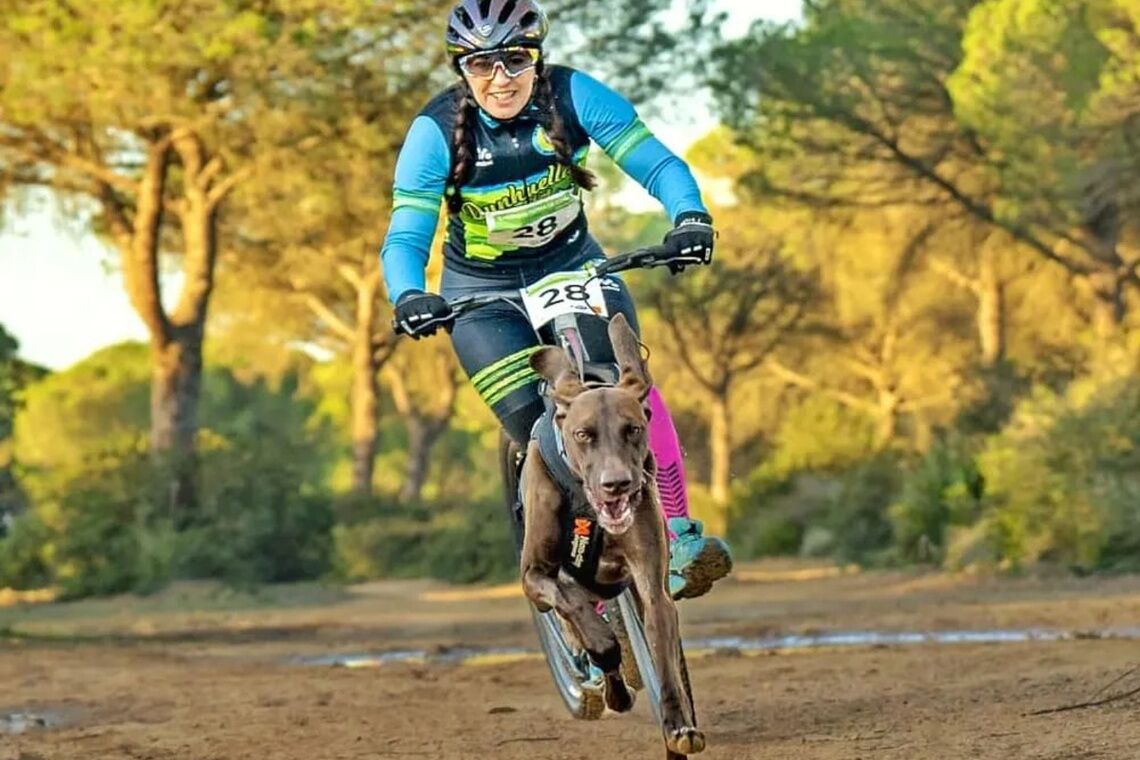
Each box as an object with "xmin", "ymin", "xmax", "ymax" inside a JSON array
[
  {"xmin": 520, "ymin": 270, "xmax": 609, "ymax": 329},
  {"xmin": 485, "ymin": 189, "xmax": 581, "ymax": 248}
]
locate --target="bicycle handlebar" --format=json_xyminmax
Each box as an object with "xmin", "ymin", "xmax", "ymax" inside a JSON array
[{"xmin": 393, "ymin": 244, "xmax": 703, "ymax": 336}]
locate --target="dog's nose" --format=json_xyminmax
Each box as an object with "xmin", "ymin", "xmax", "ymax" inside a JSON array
[{"xmin": 599, "ymin": 472, "xmax": 633, "ymax": 495}]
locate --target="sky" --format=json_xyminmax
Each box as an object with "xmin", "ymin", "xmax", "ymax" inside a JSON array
[{"xmin": 0, "ymin": 0, "xmax": 802, "ymax": 370}]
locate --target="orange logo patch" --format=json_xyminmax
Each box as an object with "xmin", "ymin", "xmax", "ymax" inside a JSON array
[{"xmin": 573, "ymin": 518, "xmax": 592, "ymax": 537}]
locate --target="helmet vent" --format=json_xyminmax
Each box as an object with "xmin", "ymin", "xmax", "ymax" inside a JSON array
[
  {"xmin": 456, "ymin": 7, "xmax": 475, "ymax": 29},
  {"xmin": 519, "ymin": 10, "xmax": 536, "ymax": 28},
  {"xmin": 500, "ymin": 0, "xmax": 518, "ymax": 23},
  {"xmin": 478, "ymin": 0, "xmax": 491, "ymax": 18}
]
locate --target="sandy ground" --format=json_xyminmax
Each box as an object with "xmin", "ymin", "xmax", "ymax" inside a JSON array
[{"xmin": 3, "ymin": 562, "xmax": 1140, "ymax": 760}]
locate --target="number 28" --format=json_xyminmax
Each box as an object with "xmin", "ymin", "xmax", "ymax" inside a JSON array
[
  {"xmin": 517, "ymin": 215, "xmax": 559, "ymax": 239},
  {"xmin": 540, "ymin": 283, "xmax": 590, "ymax": 309}
]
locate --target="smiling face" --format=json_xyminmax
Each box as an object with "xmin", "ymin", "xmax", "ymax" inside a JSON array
[
  {"xmin": 559, "ymin": 388, "xmax": 650, "ymax": 535},
  {"xmin": 463, "ymin": 64, "xmax": 537, "ymax": 120}
]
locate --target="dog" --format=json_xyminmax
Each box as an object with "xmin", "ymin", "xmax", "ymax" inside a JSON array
[{"xmin": 520, "ymin": 313, "xmax": 704, "ymax": 758}]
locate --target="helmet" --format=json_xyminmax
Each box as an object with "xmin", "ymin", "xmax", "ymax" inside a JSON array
[{"xmin": 445, "ymin": 0, "xmax": 549, "ymax": 58}]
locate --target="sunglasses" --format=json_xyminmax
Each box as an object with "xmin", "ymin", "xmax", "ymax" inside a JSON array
[{"xmin": 458, "ymin": 46, "xmax": 540, "ymax": 79}]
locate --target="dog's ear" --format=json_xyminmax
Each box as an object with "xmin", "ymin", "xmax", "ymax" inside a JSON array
[
  {"xmin": 608, "ymin": 314, "xmax": 652, "ymax": 400},
  {"xmin": 530, "ymin": 346, "xmax": 585, "ymax": 421}
]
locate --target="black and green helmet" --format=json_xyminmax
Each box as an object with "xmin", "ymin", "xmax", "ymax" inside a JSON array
[{"xmin": 445, "ymin": 0, "xmax": 549, "ymax": 57}]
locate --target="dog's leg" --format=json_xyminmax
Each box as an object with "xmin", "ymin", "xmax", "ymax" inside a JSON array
[
  {"xmin": 519, "ymin": 444, "xmax": 626, "ymax": 692},
  {"xmin": 629, "ymin": 509, "xmax": 705, "ymax": 756}
]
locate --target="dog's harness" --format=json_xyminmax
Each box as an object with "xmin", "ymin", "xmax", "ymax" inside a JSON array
[{"xmin": 531, "ymin": 403, "xmax": 628, "ymax": 600}]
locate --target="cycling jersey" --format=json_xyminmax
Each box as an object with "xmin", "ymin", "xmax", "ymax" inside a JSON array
[{"xmin": 380, "ymin": 64, "xmax": 707, "ymax": 303}]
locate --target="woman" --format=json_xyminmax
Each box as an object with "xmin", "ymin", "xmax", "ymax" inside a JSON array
[{"xmin": 380, "ymin": 0, "xmax": 731, "ymax": 600}]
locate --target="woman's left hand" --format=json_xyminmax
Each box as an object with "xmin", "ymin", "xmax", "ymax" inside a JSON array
[{"xmin": 662, "ymin": 211, "xmax": 715, "ymax": 273}]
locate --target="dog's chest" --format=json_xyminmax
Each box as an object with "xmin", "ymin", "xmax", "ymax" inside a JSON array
[{"xmin": 559, "ymin": 510, "xmax": 630, "ymax": 599}]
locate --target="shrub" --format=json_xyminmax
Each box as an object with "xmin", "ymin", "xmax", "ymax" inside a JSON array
[
  {"xmin": 977, "ymin": 377, "xmax": 1140, "ymax": 571},
  {"xmin": 888, "ymin": 436, "xmax": 984, "ymax": 564}
]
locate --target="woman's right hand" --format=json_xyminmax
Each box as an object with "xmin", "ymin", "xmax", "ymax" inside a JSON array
[{"xmin": 394, "ymin": 289, "xmax": 454, "ymax": 339}]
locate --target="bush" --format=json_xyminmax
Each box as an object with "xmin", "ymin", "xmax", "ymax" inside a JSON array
[
  {"xmin": 727, "ymin": 474, "xmax": 817, "ymax": 559},
  {"xmin": 888, "ymin": 437, "xmax": 984, "ymax": 564},
  {"xmin": 175, "ymin": 440, "xmax": 334, "ymax": 586},
  {"xmin": 0, "ymin": 511, "xmax": 50, "ymax": 590},
  {"xmin": 332, "ymin": 497, "xmax": 515, "ymax": 585},
  {"xmin": 2, "ymin": 450, "xmax": 174, "ymax": 597},
  {"xmin": 823, "ymin": 454, "xmax": 901, "ymax": 564},
  {"xmin": 977, "ymin": 377, "xmax": 1140, "ymax": 571}
]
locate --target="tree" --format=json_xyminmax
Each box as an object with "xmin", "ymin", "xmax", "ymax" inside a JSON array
[
  {"xmin": 642, "ymin": 205, "xmax": 818, "ymax": 503},
  {"xmin": 949, "ymin": 0, "xmax": 1140, "ymax": 334},
  {"xmin": 710, "ymin": 0, "xmax": 1139, "ymax": 336},
  {"xmin": 0, "ymin": 1, "xmax": 424, "ymax": 514},
  {"xmin": 0, "ymin": 324, "xmax": 43, "ymax": 529},
  {"xmin": 382, "ymin": 341, "xmax": 463, "ymax": 503},
  {"xmin": 765, "ymin": 216, "xmax": 978, "ymax": 451},
  {"xmin": 216, "ymin": 4, "xmax": 447, "ymax": 495}
]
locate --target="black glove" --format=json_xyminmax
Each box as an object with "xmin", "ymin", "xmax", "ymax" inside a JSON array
[
  {"xmin": 394, "ymin": 289, "xmax": 453, "ymax": 339},
  {"xmin": 662, "ymin": 211, "xmax": 715, "ymax": 274}
]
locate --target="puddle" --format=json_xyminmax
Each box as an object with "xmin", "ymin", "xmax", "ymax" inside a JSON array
[
  {"xmin": 292, "ymin": 627, "xmax": 1140, "ymax": 668},
  {"xmin": 292, "ymin": 645, "xmax": 537, "ymax": 668},
  {"xmin": 0, "ymin": 709, "xmax": 71, "ymax": 735}
]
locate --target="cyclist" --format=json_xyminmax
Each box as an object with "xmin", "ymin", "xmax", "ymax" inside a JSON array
[{"xmin": 380, "ymin": 0, "xmax": 732, "ymax": 599}]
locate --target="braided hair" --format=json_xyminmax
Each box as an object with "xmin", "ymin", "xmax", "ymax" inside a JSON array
[
  {"xmin": 446, "ymin": 62, "xmax": 597, "ymax": 214},
  {"xmin": 446, "ymin": 84, "xmax": 480, "ymax": 214},
  {"xmin": 532, "ymin": 63, "xmax": 597, "ymax": 193}
]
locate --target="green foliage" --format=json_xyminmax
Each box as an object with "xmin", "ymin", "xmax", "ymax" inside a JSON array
[
  {"xmin": 976, "ymin": 375, "xmax": 1140, "ymax": 571},
  {"xmin": 823, "ymin": 454, "xmax": 902, "ymax": 564},
  {"xmin": 331, "ymin": 497, "xmax": 514, "ymax": 585},
  {"xmin": 763, "ymin": 395, "xmax": 879, "ymax": 477},
  {"xmin": 0, "ymin": 346, "xmax": 336, "ymax": 595},
  {"xmin": 14, "ymin": 342, "xmax": 150, "ymax": 471},
  {"xmin": 0, "ymin": 323, "xmax": 47, "ymax": 534},
  {"xmin": 0, "ymin": 511, "xmax": 50, "ymax": 589},
  {"xmin": 728, "ymin": 396, "xmax": 882, "ymax": 560},
  {"xmin": 888, "ymin": 437, "xmax": 984, "ymax": 564}
]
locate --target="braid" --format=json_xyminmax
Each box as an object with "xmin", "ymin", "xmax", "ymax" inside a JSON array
[
  {"xmin": 447, "ymin": 84, "xmax": 479, "ymax": 214},
  {"xmin": 535, "ymin": 65, "xmax": 597, "ymax": 192}
]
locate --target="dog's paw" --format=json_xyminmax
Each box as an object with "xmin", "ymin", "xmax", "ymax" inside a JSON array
[
  {"xmin": 665, "ymin": 726, "xmax": 705, "ymax": 755},
  {"xmin": 603, "ymin": 675, "xmax": 634, "ymax": 713}
]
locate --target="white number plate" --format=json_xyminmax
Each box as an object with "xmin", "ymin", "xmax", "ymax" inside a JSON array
[{"xmin": 520, "ymin": 270, "xmax": 609, "ymax": 329}]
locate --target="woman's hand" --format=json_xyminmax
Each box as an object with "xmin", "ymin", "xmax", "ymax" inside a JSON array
[
  {"xmin": 661, "ymin": 212, "xmax": 715, "ymax": 273},
  {"xmin": 394, "ymin": 289, "xmax": 454, "ymax": 339}
]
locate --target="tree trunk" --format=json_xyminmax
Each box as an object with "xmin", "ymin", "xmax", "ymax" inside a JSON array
[
  {"xmin": 977, "ymin": 251, "xmax": 1006, "ymax": 366},
  {"xmin": 384, "ymin": 356, "xmax": 461, "ymax": 504},
  {"xmin": 151, "ymin": 328, "xmax": 204, "ymax": 524},
  {"xmin": 350, "ymin": 270, "xmax": 382, "ymax": 495},
  {"xmin": 1083, "ymin": 203, "xmax": 1126, "ymax": 337},
  {"xmin": 708, "ymin": 390, "xmax": 731, "ymax": 504},
  {"xmin": 876, "ymin": 387, "xmax": 899, "ymax": 449},
  {"xmin": 399, "ymin": 417, "xmax": 446, "ymax": 503},
  {"xmin": 155, "ymin": 130, "xmax": 221, "ymax": 522},
  {"xmin": 1089, "ymin": 267, "xmax": 1127, "ymax": 339},
  {"xmin": 107, "ymin": 136, "xmax": 205, "ymax": 521}
]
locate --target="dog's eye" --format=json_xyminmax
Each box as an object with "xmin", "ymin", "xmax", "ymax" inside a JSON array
[
  {"xmin": 626, "ymin": 425, "xmax": 643, "ymax": 439},
  {"xmin": 573, "ymin": 429, "xmax": 593, "ymax": 443}
]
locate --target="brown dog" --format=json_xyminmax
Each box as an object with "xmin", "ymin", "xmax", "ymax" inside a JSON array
[{"xmin": 520, "ymin": 313, "xmax": 704, "ymax": 758}]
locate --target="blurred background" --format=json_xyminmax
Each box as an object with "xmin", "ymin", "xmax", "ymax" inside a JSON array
[{"xmin": 1, "ymin": 0, "xmax": 1138, "ymax": 601}]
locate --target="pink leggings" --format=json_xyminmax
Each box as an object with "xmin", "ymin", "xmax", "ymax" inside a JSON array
[{"xmin": 646, "ymin": 387, "xmax": 690, "ymax": 524}]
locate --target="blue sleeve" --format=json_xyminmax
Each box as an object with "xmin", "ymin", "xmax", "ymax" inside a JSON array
[
  {"xmin": 380, "ymin": 115, "xmax": 451, "ymax": 304},
  {"xmin": 568, "ymin": 70, "xmax": 707, "ymax": 223}
]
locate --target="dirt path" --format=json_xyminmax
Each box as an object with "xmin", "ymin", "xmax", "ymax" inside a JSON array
[{"xmin": 3, "ymin": 564, "xmax": 1140, "ymax": 759}]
